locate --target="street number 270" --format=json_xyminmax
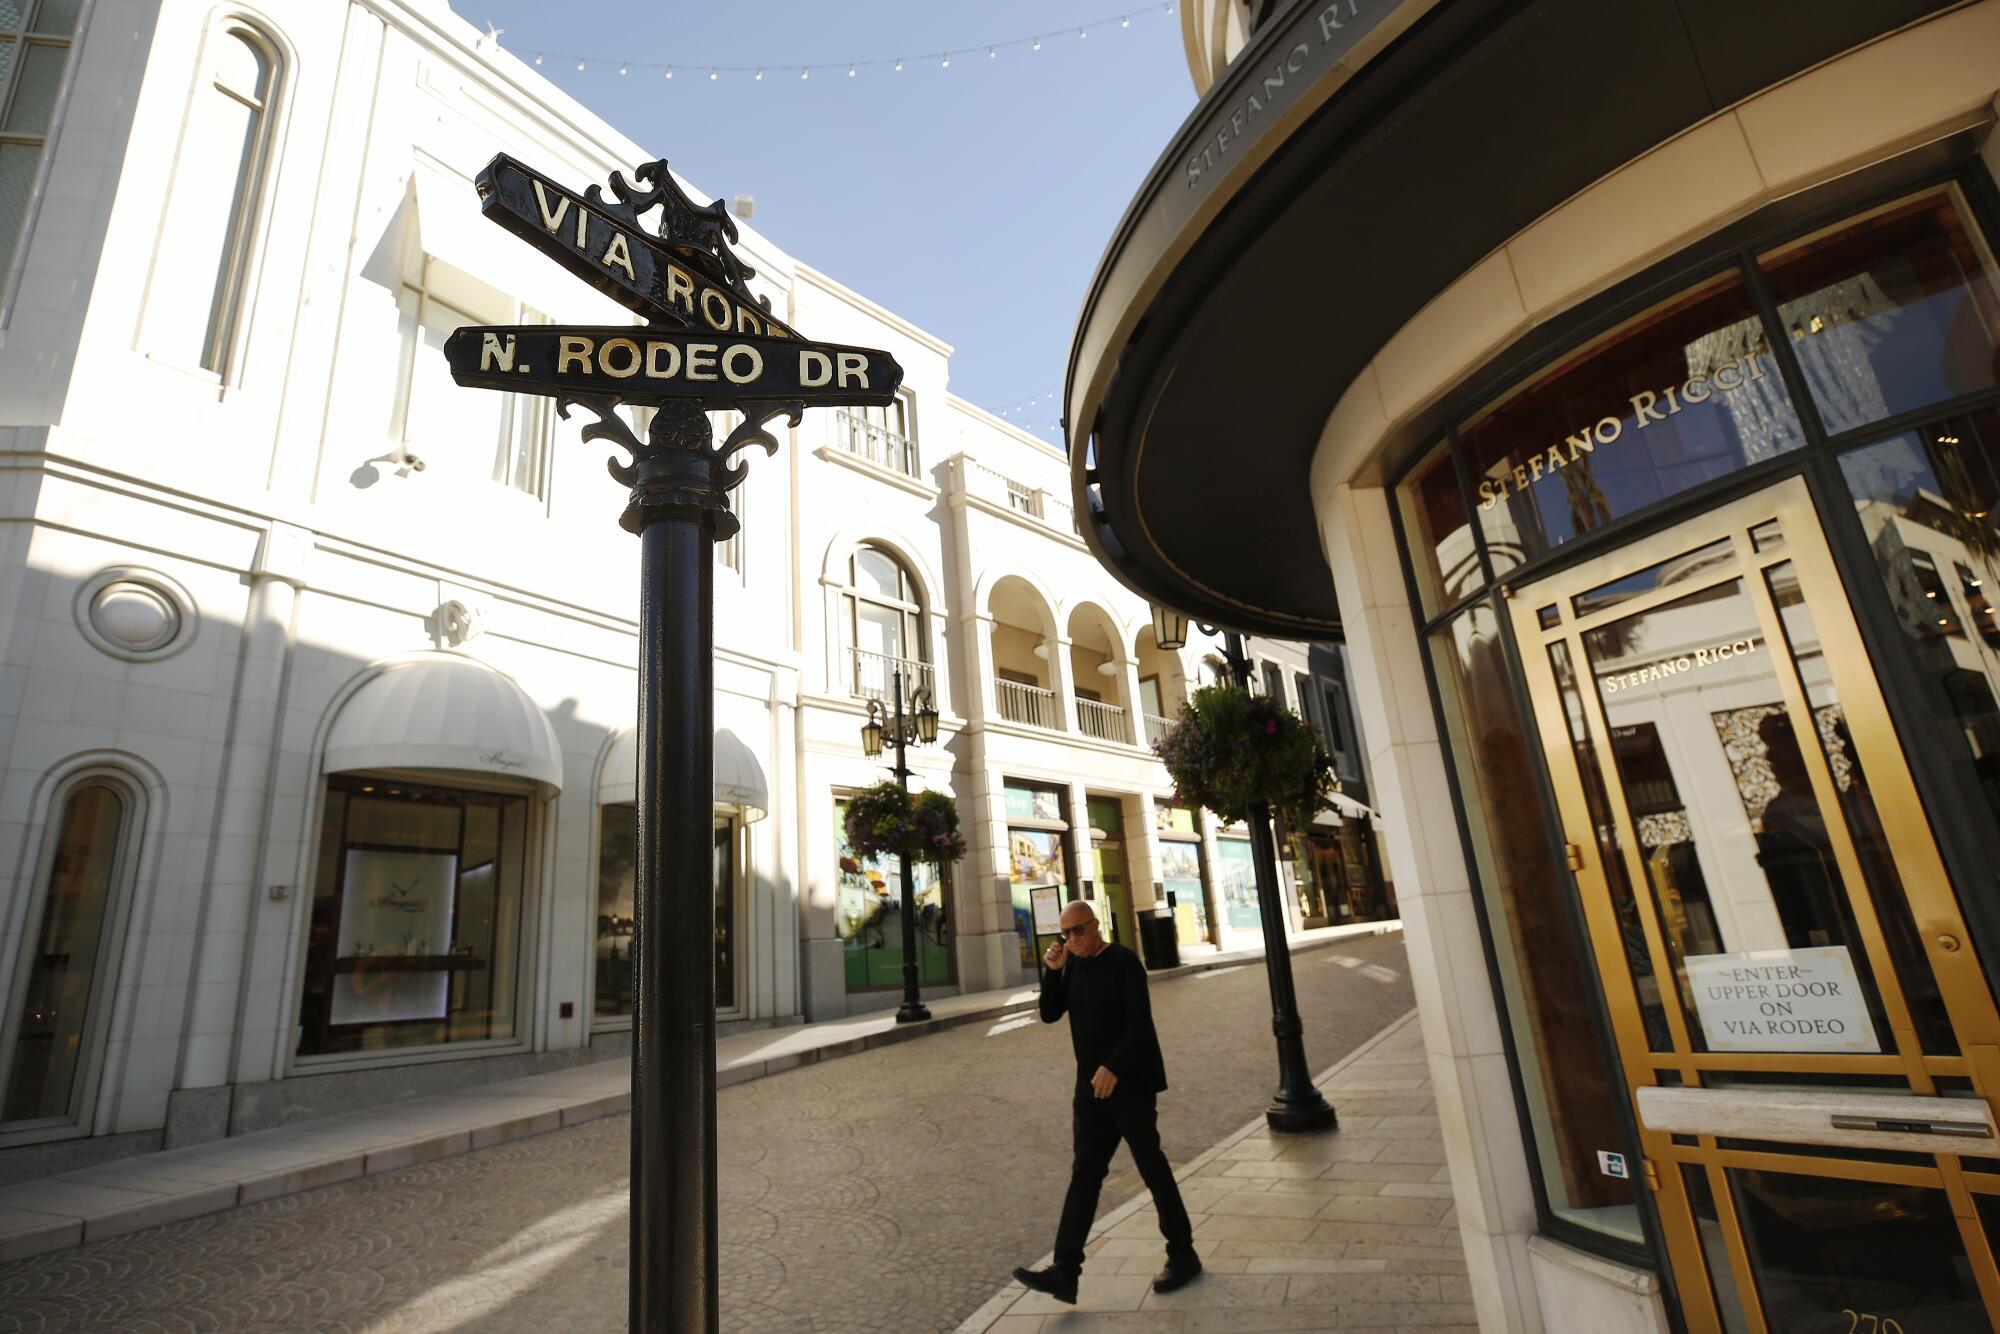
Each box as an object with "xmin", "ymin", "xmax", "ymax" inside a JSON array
[{"xmin": 1843, "ymin": 1312, "xmax": 1905, "ymax": 1334}]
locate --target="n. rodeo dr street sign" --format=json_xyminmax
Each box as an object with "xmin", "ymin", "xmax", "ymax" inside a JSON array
[{"xmin": 445, "ymin": 325, "xmax": 902, "ymax": 406}]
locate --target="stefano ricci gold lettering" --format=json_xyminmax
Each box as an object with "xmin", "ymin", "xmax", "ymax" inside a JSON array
[
  {"xmin": 1477, "ymin": 351, "xmax": 1772, "ymax": 511},
  {"xmin": 1600, "ymin": 636, "xmax": 1759, "ymax": 695}
]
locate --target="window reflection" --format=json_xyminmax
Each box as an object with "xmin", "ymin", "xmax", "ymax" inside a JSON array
[
  {"xmin": 1840, "ymin": 415, "xmax": 2000, "ymax": 841},
  {"xmin": 594, "ymin": 806, "xmax": 740, "ymax": 1019},
  {"xmin": 1429, "ymin": 602, "xmax": 1640, "ymax": 1242},
  {"xmin": 1459, "ymin": 270, "xmax": 1802, "ymax": 574},
  {"xmin": 1760, "ymin": 186, "xmax": 2000, "ymax": 434},
  {"xmin": 1575, "ymin": 576, "xmax": 1901, "ymax": 1054},
  {"xmin": 1398, "ymin": 440, "xmax": 1481, "ymax": 616},
  {"xmin": 3, "ymin": 783, "xmax": 126, "ymax": 1125}
]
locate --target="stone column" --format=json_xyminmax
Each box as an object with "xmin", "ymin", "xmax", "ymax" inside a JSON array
[
  {"xmin": 1320, "ymin": 481, "xmax": 1545, "ymax": 1334},
  {"xmin": 1119, "ymin": 655, "xmax": 1147, "ymax": 748},
  {"xmin": 169, "ymin": 523, "xmax": 310, "ymax": 1137},
  {"xmin": 1048, "ymin": 635, "xmax": 1076, "ymax": 734}
]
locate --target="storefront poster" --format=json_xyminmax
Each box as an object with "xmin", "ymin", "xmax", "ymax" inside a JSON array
[
  {"xmin": 1216, "ymin": 836, "xmax": 1261, "ymax": 929},
  {"xmin": 1683, "ymin": 947, "xmax": 1880, "ymax": 1053},
  {"xmin": 1030, "ymin": 884, "xmax": 1063, "ymax": 935},
  {"xmin": 1009, "ymin": 828, "xmax": 1066, "ymax": 965},
  {"xmin": 331, "ymin": 848, "xmax": 458, "ymax": 1026},
  {"xmin": 1004, "ymin": 783, "xmax": 1065, "ymax": 823}
]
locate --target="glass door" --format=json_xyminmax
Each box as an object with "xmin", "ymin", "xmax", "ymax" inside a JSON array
[{"xmin": 1509, "ymin": 475, "xmax": 2000, "ymax": 1332}]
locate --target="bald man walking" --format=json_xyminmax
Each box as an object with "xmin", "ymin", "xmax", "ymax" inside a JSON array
[{"xmin": 1011, "ymin": 900, "xmax": 1201, "ymax": 1305}]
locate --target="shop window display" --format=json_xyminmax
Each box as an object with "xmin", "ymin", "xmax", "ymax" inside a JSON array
[
  {"xmin": 834, "ymin": 797, "xmax": 951, "ymax": 990},
  {"xmin": 1154, "ymin": 800, "xmax": 1210, "ymax": 944},
  {"xmin": 595, "ymin": 806, "xmax": 737, "ymax": 1022},
  {"xmin": 1214, "ymin": 833, "xmax": 1260, "ymax": 929},
  {"xmin": 298, "ymin": 776, "xmax": 529, "ymax": 1057},
  {"xmin": 1005, "ymin": 782, "xmax": 1069, "ymax": 965}
]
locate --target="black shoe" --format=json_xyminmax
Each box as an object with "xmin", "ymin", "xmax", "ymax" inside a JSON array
[
  {"xmin": 1012, "ymin": 1264, "xmax": 1078, "ymax": 1305},
  {"xmin": 1153, "ymin": 1254, "xmax": 1203, "ymax": 1294}
]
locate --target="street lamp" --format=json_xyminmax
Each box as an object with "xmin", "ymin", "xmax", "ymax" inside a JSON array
[
  {"xmin": 861, "ymin": 669, "xmax": 942, "ymax": 1023},
  {"xmin": 1149, "ymin": 604, "xmax": 1338, "ymax": 1134}
]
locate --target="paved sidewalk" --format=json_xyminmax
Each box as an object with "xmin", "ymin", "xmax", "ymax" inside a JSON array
[
  {"xmin": 955, "ymin": 1010, "xmax": 1474, "ymax": 1333},
  {"xmin": 0, "ymin": 921, "xmax": 1396, "ymax": 1265}
]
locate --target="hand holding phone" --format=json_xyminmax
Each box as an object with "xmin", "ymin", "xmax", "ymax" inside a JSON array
[{"xmin": 1044, "ymin": 939, "xmax": 1067, "ymax": 970}]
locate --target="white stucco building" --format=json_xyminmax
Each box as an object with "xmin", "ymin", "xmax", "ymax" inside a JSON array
[{"xmin": 0, "ymin": 0, "xmax": 1391, "ymax": 1182}]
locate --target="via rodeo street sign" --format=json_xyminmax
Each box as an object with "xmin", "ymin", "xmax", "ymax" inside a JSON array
[{"xmin": 445, "ymin": 152, "xmax": 901, "ymax": 1334}]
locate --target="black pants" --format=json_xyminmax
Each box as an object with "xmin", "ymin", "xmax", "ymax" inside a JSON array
[{"xmin": 1053, "ymin": 1089, "xmax": 1197, "ymax": 1273}]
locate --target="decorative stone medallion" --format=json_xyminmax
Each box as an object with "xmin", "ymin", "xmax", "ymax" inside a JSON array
[{"xmin": 76, "ymin": 567, "xmax": 197, "ymax": 662}]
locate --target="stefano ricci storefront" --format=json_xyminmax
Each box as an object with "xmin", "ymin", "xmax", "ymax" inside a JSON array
[{"xmin": 1071, "ymin": 1, "xmax": 2000, "ymax": 1331}]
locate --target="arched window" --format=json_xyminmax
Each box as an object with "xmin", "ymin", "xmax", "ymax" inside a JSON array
[
  {"xmin": 845, "ymin": 545, "xmax": 928, "ymax": 702},
  {"xmin": 141, "ymin": 21, "xmax": 280, "ymax": 375},
  {"xmin": 2, "ymin": 777, "xmax": 136, "ymax": 1132}
]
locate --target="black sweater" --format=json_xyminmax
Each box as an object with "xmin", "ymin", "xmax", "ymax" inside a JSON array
[{"xmin": 1038, "ymin": 942, "xmax": 1169, "ymax": 1097}]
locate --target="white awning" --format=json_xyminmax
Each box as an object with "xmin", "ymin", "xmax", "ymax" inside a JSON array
[
  {"xmin": 1314, "ymin": 791, "xmax": 1378, "ymax": 824},
  {"xmin": 324, "ymin": 653, "xmax": 564, "ymax": 790},
  {"xmin": 410, "ymin": 159, "xmax": 607, "ymax": 322},
  {"xmin": 597, "ymin": 726, "xmax": 770, "ymax": 823}
]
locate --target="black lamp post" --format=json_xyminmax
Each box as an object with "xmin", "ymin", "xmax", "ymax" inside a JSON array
[
  {"xmin": 861, "ymin": 667, "xmax": 941, "ymax": 1023},
  {"xmin": 1152, "ymin": 607, "xmax": 1338, "ymax": 1134}
]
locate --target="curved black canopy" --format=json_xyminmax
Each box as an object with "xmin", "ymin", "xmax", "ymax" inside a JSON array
[{"xmin": 1067, "ymin": 0, "xmax": 1952, "ymax": 639}]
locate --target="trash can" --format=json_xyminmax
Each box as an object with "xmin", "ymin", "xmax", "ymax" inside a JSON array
[{"xmin": 1139, "ymin": 905, "xmax": 1181, "ymax": 971}]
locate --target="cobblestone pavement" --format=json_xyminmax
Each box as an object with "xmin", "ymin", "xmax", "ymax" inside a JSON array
[{"xmin": 0, "ymin": 932, "xmax": 1413, "ymax": 1333}]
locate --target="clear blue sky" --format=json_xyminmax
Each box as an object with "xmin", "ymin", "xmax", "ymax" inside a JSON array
[{"xmin": 442, "ymin": 1, "xmax": 1198, "ymax": 446}]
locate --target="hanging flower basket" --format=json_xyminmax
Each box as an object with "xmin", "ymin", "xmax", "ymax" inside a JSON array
[
  {"xmin": 1154, "ymin": 683, "xmax": 1335, "ymax": 827},
  {"xmin": 843, "ymin": 781, "xmax": 967, "ymax": 864}
]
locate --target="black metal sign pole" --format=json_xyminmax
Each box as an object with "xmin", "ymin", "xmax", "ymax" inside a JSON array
[
  {"xmin": 1222, "ymin": 631, "xmax": 1338, "ymax": 1134},
  {"xmin": 628, "ymin": 405, "xmax": 725, "ymax": 1330},
  {"xmin": 448, "ymin": 152, "xmax": 903, "ymax": 1333}
]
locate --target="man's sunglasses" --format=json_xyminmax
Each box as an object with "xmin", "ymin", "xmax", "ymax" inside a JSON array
[{"xmin": 1061, "ymin": 923, "xmax": 1092, "ymax": 938}]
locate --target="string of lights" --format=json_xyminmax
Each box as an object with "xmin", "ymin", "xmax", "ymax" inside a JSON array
[
  {"xmin": 992, "ymin": 387, "xmax": 1065, "ymax": 440},
  {"xmin": 489, "ymin": 4, "xmax": 1176, "ymax": 82}
]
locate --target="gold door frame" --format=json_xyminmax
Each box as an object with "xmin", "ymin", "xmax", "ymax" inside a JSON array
[{"xmin": 1508, "ymin": 475, "xmax": 2000, "ymax": 1332}]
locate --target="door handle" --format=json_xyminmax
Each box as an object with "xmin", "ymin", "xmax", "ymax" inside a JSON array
[{"xmin": 1829, "ymin": 1114, "xmax": 1992, "ymax": 1138}]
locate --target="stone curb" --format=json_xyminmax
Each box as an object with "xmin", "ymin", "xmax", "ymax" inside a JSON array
[
  {"xmin": 0, "ymin": 925, "xmax": 1396, "ymax": 1264},
  {"xmin": 949, "ymin": 1006, "xmax": 1424, "ymax": 1334}
]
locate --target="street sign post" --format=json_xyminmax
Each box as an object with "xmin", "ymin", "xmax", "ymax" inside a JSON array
[{"xmin": 448, "ymin": 152, "xmax": 902, "ymax": 1333}]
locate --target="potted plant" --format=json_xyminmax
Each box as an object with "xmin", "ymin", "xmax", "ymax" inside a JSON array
[
  {"xmin": 1153, "ymin": 683, "xmax": 1336, "ymax": 827},
  {"xmin": 843, "ymin": 782, "xmax": 967, "ymax": 864}
]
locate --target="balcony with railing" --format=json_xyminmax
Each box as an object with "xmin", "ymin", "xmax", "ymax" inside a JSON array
[
  {"xmin": 995, "ymin": 678, "xmax": 1060, "ymax": 730},
  {"xmin": 832, "ymin": 409, "xmax": 920, "ymax": 479},
  {"xmin": 955, "ymin": 456, "xmax": 1079, "ymax": 538},
  {"xmin": 1141, "ymin": 712, "xmax": 1173, "ymax": 748},
  {"xmin": 1075, "ymin": 697, "xmax": 1131, "ymax": 744},
  {"xmin": 851, "ymin": 648, "xmax": 934, "ymax": 706}
]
